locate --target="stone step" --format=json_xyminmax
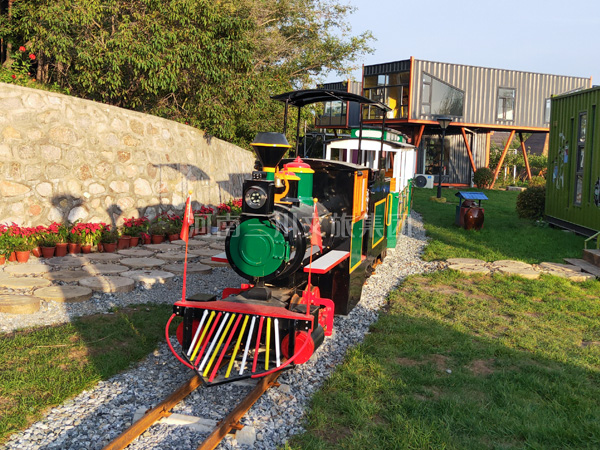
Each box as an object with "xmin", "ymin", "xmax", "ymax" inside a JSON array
[
  {"xmin": 79, "ymin": 276, "xmax": 135, "ymax": 293},
  {"xmin": 564, "ymin": 258, "xmax": 600, "ymax": 278},
  {"xmin": 0, "ymin": 294, "xmax": 41, "ymax": 314},
  {"xmin": 34, "ymin": 286, "xmax": 93, "ymax": 303},
  {"xmin": 583, "ymin": 249, "xmax": 600, "ymax": 267}
]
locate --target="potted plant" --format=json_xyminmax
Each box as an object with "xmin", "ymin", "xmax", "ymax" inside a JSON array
[
  {"xmin": 31, "ymin": 225, "xmax": 47, "ymax": 257},
  {"xmin": 100, "ymin": 227, "xmax": 119, "ymax": 253},
  {"xmin": 216, "ymin": 202, "xmax": 232, "ymax": 231},
  {"xmin": 7, "ymin": 224, "xmax": 37, "ymax": 263},
  {"xmin": 156, "ymin": 212, "xmax": 182, "ymax": 241},
  {"xmin": 117, "ymin": 231, "xmax": 131, "ymax": 249},
  {"xmin": 226, "ymin": 198, "xmax": 242, "ymax": 226},
  {"xmin": 194, "ymin": 206, "xmax": 213, "ymax": 235},
  {"xmin": 67, "ymin": 222, "xmax": 88, "ymax": 254},
  {"xmin": 0, "ymin": 224, "xmax": 8, "ymax": 264},
  {"xmin": 122, "ymin": 216, "xmax": 148, "ymax": 247},
  {"xmin": 148, "ymin": 221, "xmax": 168, "ymax": 244},
  {"xmin": 75, "ymin": 222, "xmax": 104, "ymax": 253},
  {"xmin": 38, "ymin": 232, "xmax": 60, "ymax": 258},
  {"xmin": 166, "ymin": 220, "xmax": 182, "ymax": 241},
  {"xmin": 52, "ymin": 222, "xmax": 70, "ymax": 257}
]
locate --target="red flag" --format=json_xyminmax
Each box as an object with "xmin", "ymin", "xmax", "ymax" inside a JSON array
[
  {"xmin": 180, "ymin": 194, "xmax": 194, "ymax": 242},
  {"xmin": 310, "ymin": 202, "xmax": 322, "ymax": 252}
]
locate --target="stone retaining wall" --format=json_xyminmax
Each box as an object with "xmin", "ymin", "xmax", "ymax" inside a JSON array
[{"xmin": 0, "ymin": 83, "xmax": 255, "ymax": 226}]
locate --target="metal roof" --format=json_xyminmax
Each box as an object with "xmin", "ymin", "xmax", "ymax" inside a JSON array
[
  {"xmin": 456, "ymin": 191, "xmax": 488, "ymax": 201},
  {"xmin": 271, "ymin": 89, "xmax": 390, "ymax": 110}
]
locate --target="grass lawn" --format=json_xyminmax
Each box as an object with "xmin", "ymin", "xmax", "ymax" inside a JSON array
[
  {"xmin": 289, "ymin": 271, "xmax": 600, "ymax": 450},
  {"xmin": 288, "ymin": 187, "xmax": 600, "ymax": 450},
  {"xmin": 411, "ymin": 187, "xmax": 585, "ymax": 263},
  {"xmin": 0, "ymin": 304, "xmax": 176, "ymax": 444}
]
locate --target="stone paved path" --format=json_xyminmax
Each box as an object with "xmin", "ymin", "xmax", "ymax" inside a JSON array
[
  {"xmin": 446, "ymin": 258, "xmax": 595, "ymax": 281},
  {"xmin": 0, "ymin": 235, "xmax": 233, "ymax": 315}
]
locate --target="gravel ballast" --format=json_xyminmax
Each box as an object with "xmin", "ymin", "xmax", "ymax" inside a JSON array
[{"xmin": 3, "ymin": 213, "xmax": 439, "ymax": 450}]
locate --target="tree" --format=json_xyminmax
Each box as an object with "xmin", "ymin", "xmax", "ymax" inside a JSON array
[{"xmin": 0, "ymin": 0, "xmax": 372, "ymax": 147}]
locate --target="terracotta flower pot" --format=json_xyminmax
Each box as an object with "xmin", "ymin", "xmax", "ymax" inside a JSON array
[
  {"xmin": 118, "ymin": 236, "xmax": 131, "ymax": 249},
  {"xmin": 198, "ymin": 226, "xmax": 208, "ymax": 235},
  {"xmin": 129, "ymin": 237, "xmax": 140, "ymax": 247},
  {"xmin": 55, "ymin": 243, "xmax": 68, "ymax": 257},
  {"xmin": 0, "ymin": 255, "xmax": 5, "ymax": 265},
  {"xmin": 142, "ymin": 234, "xmax": 151, "ymax": 244},
  {"xmin": 68, "ymin": 243, "xmax": 81, "ymax": 254},
  {"xmin": 103, "ymin": 242, "xmax": 117, "ymax": 253},
  {"xmin": 168, "ymin": 233, "xmax": 180, "ymax": 242},
  {"xmin": 8, "ymin": 251, "xmax": 16, "ymax": 262},
  {"xmin": 15, "ymin": 250, "xmax": 30, "ymax": 263},
  {"xmin": 32, "ymin": 247, "xmax": 42, "ymax": 258},
  {"xmin": 151, "ymin": 234, "xmax": 165, "ymax": 244},
  {"xmin": 41, "ymin": 246, "xmax": 56, "ymax": 258},
  {"xmin": 81, "ymin": 244, "xmax": 92, "ymax": 254}
]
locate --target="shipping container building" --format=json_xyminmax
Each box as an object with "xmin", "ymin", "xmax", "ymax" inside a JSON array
[
  {"xmin": 545, "ymin": 86, "xmax": 600, "ymax": 235},
  {"xmin": 317, "ymin": 58, "xmax": 591, "ymax": 186}
]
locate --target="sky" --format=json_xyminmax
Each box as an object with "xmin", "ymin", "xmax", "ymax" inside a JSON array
[{"xmin": 325, "ymin": 0, "xmax": 600, "ymax": 85}]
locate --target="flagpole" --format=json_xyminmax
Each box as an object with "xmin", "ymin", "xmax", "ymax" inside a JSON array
[
  {"xmin": 182, "ymin": 237, "xmax": 189, "ymax": 303},
  {"xmin": 181, "ymin": 190, "xmax": 193, "ymax": 303}
]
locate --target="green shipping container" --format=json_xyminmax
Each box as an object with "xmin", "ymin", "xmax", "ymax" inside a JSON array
[{"xmin": 545, "ymin": 86, "xmax": 600, "ymax": 235}]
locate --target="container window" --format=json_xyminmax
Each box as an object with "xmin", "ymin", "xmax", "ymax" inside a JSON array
[
  {"xmin": 544, "ymin": 98, "xmax": 551, "ymax": 124},
  {"xmin": 362, "ymin": 70, "xmax": 410, "ymax": 120},
  {"xmin": 573, "ymin": 111, "xmax": 587, "ymax": 206},
  {"xmin": 497, "ymin": 88, "xmax": 515, "ymax": 121},
  {"xmin": 420, "ymin": 72, "xmax": 463, "ymax": 118}
]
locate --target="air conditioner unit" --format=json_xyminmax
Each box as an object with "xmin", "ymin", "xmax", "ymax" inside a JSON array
[{"xmin": 414, "ymin": 174, "xmax": 434, "ymax": 189}]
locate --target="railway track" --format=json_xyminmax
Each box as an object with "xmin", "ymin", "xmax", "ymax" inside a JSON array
[{"xmin": 102, "ymin": 372, "xmax": 280, "ymax": 450}]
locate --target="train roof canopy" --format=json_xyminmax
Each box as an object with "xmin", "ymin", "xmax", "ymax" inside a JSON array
[{"xmin": 271, "ymin": 89, "xmax": 391, "ymax": 111}]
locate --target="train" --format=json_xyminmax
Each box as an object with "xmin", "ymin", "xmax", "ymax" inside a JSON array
[{"xmin": 166, "ymin": 90, "xmax": 416, "ymax": 385}]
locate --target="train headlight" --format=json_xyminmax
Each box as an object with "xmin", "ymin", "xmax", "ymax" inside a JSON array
[{"xmin": 244, "ymin": 186, "xmax": 268, "ymax": 210}]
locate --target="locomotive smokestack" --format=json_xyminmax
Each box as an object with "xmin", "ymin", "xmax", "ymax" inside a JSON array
[{"xmin": 250, "ymin": 132, "xmax": 291, "ymax": 176}]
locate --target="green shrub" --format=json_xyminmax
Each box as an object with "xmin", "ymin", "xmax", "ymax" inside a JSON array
[
  {"xmin": 528, "ymin": 175, "xmax": 546, "ymax": 187},
  {"xmin": 516, "ymin": 185, "xmax": 546, "ymax": 220},
  {"xmin": 473, "ymin": 167, "xmax": 494, "ymax": 188}
]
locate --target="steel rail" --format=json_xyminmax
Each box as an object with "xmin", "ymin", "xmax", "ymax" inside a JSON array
[
  {"xmin": 101, "ymin": 371, "xmax": 280, "ymax": 450},
  {"xmin": 102, "ymin": 374, "xmax": 203, "ymax": 450},
  {"xmin": 197, "ymin": 372, "xmax": 280, "ymax": 450}
]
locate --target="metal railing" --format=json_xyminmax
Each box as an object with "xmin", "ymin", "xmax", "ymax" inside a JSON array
[{"xmin": 584, "ymin": 231, "xmax": 600, "ymax": 250}]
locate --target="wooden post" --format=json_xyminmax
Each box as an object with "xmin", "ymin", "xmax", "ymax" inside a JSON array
[
  {"xmin": 460, "ymin": 127, "xmax": 477, "ymax": 173},
  {"xmin": 412, "ymin": 125, "xmax": 425, "ymax": 175},
  {"xmin": 490, "ymin": 130, "xmax": 515, "ymax": 189},
  {"xmin": 413, "ymin": 124, "xmax": 425, "ymax": 148},
  {"xmin": 519, "ymin": 132, "xmax": 532, "ymax": 180}
]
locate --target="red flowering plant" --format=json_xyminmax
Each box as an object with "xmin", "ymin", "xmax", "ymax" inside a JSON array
[
  {"xmin": 121, "ymin": 217, "xmax": 149, "ymax": 237},
  {"xmin": 226, "ymin": 198, "xmax": 242, "ymax": 216},
  {"xmin": 4, "ymin": 224, "xmax": 38, "ymax": 252},
  {"xmin": 194, "ymin": 205, "xmax": 214, "ymax": 227},
  {"xmin": 156, "ymin": 211, "xmax": 182, "ymax": 234},
  {"xmin": 100, "ymin": 224, "xmax": 118, "ymax": 244},
  {"xmin": 0, "ymin": 45, "xmax": 36, "ymax": 85},
  {"xmin": 0, "ymin": 224, "xmax": 9, "ymax": 257},
  {"xmin": 37, "ymin": 225, "xmax": 60, "ymax": 248},
  {"xmin": 69, "ymin": 222, "xmax": 104, "ymax": 245}
]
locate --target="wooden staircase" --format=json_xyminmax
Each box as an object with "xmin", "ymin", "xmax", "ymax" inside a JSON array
[{"xmin": 564, "ymin": 249, "xmax": 600, "ymax": 278}]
